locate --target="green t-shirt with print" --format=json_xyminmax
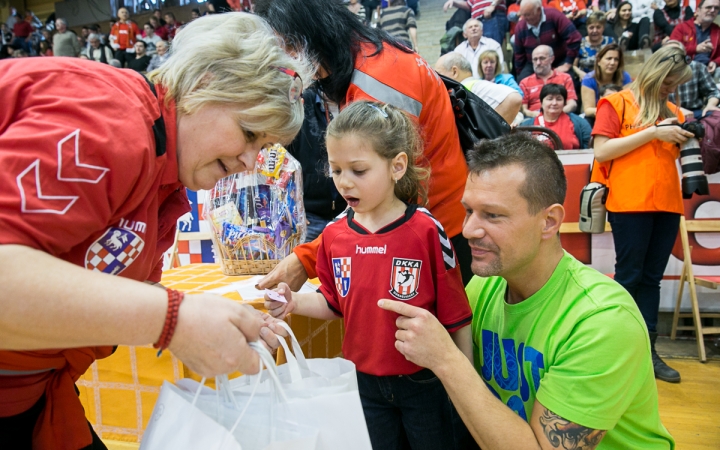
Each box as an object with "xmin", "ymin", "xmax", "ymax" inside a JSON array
[{"xmin": 466, "ymin": 252, "xmax": 674, "ymax": 449}]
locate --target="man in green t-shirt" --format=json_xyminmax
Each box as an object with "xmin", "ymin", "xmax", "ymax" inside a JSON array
[{"xmin": 380, "ymin": 134, "xmax": 674, "ymax": 449}]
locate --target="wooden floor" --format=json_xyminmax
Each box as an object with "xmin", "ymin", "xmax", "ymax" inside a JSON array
[{"xmin": 657, "ymin": 359, "xmax": 720, "ymax": 449}]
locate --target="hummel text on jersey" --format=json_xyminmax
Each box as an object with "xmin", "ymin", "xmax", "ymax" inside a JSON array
[{"xmin": 356, "ymin": 244, "xmax": 387, "ymax": 255}]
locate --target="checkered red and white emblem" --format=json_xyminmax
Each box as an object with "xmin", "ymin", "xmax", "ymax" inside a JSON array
[
  {"xmin": 332, "ymin": 257, "xmax": 351, "ymax": 297},
  {"xmin": 85, "ymin": 228, "xmax": 145, "ymax": 275}
]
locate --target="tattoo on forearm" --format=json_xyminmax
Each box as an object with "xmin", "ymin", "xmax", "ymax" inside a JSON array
[{"xmin": 539, "ymin": 409, "xmax": 606, "ymax": 450}]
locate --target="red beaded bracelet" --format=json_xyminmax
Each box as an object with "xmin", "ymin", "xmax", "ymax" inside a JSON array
[{"xmin": 154, "ymin": 289, "xmax": 185, "ymax": 356}]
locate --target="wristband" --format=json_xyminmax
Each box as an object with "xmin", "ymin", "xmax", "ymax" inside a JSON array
[{"xmin": 154, "ymin": 289, "xmax": 185, "ymax": 356}]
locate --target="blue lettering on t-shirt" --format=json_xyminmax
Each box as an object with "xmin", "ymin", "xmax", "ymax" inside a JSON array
[{"xmin": 479, "ymin": 330, "xmax": 545, "ymax": 419}]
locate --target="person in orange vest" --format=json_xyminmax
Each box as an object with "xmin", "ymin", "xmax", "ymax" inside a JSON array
[
  {"xmin": 592, "ymin": 45, "xmax": 694, "ymax": 383},
  {"xmin": 0, "ymin": 13, "xmax": 307, "ymax": 449},
  {"xmin": 255, "ymin": 0, "xmax": 472, "ymax": 289},
  {"xmin": 109, "ymin": 7, "xmax": 141, "ymax": 68}
]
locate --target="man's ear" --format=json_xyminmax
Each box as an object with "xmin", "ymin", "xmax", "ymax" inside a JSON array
[
  {"xmin": 541, "ymin": 204, "xmax": 565, "ymax": 240},
  {"xmin": 451, "ymin": 65, "xmax": 460, "ymax": 79}
]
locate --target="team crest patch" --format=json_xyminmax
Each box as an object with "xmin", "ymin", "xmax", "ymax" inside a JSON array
[
  {"xmin": 332, "ymin": 257, "xmax": 351, "ymax": 297},
  {"xmin": 389, "ymin": 258, "xmax": 421, "ymax": 300},
  {"xmin": 85, "ymin": 228, "xmax": 145, "ymax": 275}
]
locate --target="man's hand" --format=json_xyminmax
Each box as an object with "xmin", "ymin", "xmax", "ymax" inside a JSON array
[
  {"xmin": 256, "ymin": 253, "xmax": 308, "ymax": 291},
  {"xmin": 708, "ymin": 61, "xmax": 717, "ymax": 73},
  {"xmin": 168, "ymin": 294, "xmax": 262, "ymax": 377},
  {"xmin": 444, "ymin": 0, "xmax": 454, "ymax": 12},
  {"xmin": 378, "ymin": 299, "xmax": 459, "ymax": 372},
  {"xmin": 698, "ymin": 39, "xmax": 714, "ymax": 54},
  {"xmin": 484, "ymin": 5, "xmax": 495, "ymax": 18},
  {"xmin": 703, "ymin": 104, "xmax": 720, "ymax": 116},
  {"xmin": 556, "ymin": 62, "xmax": 572, "ymax": 73}
]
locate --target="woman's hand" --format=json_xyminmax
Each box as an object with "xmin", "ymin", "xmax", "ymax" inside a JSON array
[
  {"xmin": 168, "ymin": 294, "xmax": 263, "ymax": 377},
  {"xmin": 654, "ymin": 118, "xmax": 695, "ymax": 144},
  {"xmin": 256, "ymin": 252, "xmax": 308, "ymax": 291},
  {"xmin": 264, "ymin": 282, "xmax": 296, "ymax": 320},
  {"xmin": 256, "ymin": 311, "xmax": 291, "ymax": 353},
  {"xmin": 606, "ymin": 8, "xmax": 616, "ymax": 20}
]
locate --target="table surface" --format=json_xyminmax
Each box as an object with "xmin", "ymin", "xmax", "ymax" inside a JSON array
[{"xmin": 160, "ymin": 263, "xmax": 265, "ymax": 302}]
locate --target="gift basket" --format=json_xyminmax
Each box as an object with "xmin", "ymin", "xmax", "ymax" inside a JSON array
[{"xmin": 204, "ymin": 144, "xmax": 306, "ymax": 275}]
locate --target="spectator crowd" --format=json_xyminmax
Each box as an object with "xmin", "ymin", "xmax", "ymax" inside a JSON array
[
  {"xmin": 0, "ymin": 6, "xmax": 210, "ymax": 72},
  {"xmin": 437, "ymin": 0, "xmax": 720, "ymax": 148}
]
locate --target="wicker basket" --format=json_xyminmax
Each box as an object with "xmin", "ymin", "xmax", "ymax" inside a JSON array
[{"xmin": 211, "ymin": 229, "xmax": 302, "ymax": 276}]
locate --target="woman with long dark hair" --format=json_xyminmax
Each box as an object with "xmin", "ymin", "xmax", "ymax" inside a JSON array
[
  {"xmin": 582, "ymin": 43, "xmax": 632, "ymax": 119},
  {"xmin": 592, "ymin": 45, "xmax": 694, "ymax": 383}
]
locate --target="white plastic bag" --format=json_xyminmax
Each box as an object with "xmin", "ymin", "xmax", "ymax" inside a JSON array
[
  {"xmin": 141, "ymin": 343, "xmax": 319, "ymax": 450},
  {"xmin": 228, "ymin": 323, "xmax": 373, "ymax": 450}
]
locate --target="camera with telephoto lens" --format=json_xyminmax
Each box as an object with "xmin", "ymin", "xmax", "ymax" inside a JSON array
[{"xmin": 679, "ymin": 121, "xmax": 709, "ymax": 199}]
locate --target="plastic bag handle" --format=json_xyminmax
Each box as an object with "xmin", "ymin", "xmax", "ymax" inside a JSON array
[
  {"xmin": 276, "ymin": 335, "xmax": 303, "ymax": 383},
  {"xmin": 275, "ymin": 321, "xmax": 310, "ymax": 371}
]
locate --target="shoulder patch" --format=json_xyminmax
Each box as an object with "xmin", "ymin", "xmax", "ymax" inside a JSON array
[{"xmin": 417, "ymin": 207, "xmax": 456, "ymax": 270}]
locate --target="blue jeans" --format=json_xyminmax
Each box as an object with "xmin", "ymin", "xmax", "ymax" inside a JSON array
[
  {"xmin": 608, "ymin": 212, "xmax": 681, "ymax": 333},
  {"xmin": 304, "ymin": 211, "xmax": 330, "ymax": 243},
  {"xmin": 357, "ymin": 369, "xmax": 477, "ymax": 450},
  {"xmin": 479, "ymin": 11, "xmax": 508, "ymax": 46}
]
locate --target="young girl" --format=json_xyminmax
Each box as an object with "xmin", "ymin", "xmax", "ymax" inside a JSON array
[{"xmin": 265, "ymin": 101, "xmax": 475, "ymax": 450}]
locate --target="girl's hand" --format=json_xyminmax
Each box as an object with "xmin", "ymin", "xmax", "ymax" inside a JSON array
[
  {"xmin": 264, "ymin": 282, "xmax": 295, "ymax": 320},
  {"xmin": 654, "ymin": 118, "xmax": 695, "ymax": 144}
]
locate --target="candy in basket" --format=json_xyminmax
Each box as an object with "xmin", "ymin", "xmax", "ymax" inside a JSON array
[{"xmin": 204, "ymin": 144, "xmax": 306, "ymax": 275}]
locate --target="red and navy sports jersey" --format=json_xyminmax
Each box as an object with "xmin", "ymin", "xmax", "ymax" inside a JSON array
[
  {"xmin": 317, "ymin": 204, "xmax": 472, "ymax": 376},
  {"xmin": 0, "ymin": 58, "xmax": 188, "ymax": 284}
]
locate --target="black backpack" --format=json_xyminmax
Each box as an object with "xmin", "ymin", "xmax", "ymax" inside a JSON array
[{"xmin": 439, "ymin": 74, "xmax": 512, "ymax": 155}]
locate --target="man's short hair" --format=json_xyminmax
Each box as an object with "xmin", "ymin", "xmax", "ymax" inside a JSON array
[
  {"xmin": 192, "ymin": 8, "xmax": 200, "ymax": 14},
  {"xmin": 135, "ymin": 40, "xmax": 147, "ymax": 48},
  {"xmin": 467, "ymin": 133, "xmax": 567, "ymax": 213},
  {"xmin": 533, "ymin": 44, "xmax": 554, "ymax": 58},
  {"xmin": 463, "ymin": 18, "xmax": 482, "ymax": 33},
  {"xmin": 144, "ymin": 22, "xmax": 155, "ymax": 30},
  {"xmin": 164, "ymin": 12, "xmax": 176, "ymax": 20},
  {"xmin": 56, "ymin": 18, "xmax": 68, "ymax": 27},
  {"xmin": 520, "ymin": 0, "xmax": 543, "ymax": 9},
  {"xmin": 438, "ymin": 52, "xmax": 473, "ymax": 74},
  {"xmin": 88, "ymin": 33, "xmax": 100, "ymax": 42}
]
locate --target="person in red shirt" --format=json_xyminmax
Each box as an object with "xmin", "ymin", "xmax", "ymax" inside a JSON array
[
  {"xmin": 109, "ymin": 7, "xmax": 141, "ymax": 68},
  {"xmin": 0, "ymin": 13, "xmax": 309, "ymax": 449},
  {"xmin": 11, "ymin": 11, "xmax": 34, "ymax": 53},
  {"xmin": 164, "ymin": 12, "xmax": 183, "ymax": 41},
  {"xmin": 520, "ymin": 83, "xmax": 592, "ymax": 149},
  {"xmin": 519, "ymin": 44, "xmax": 578, "ymax": 117},
  {"xmin": 266, "ymin": 101, "xmax": 474, "ymax": 449},
  {"xmin": 148, "ymin": 16, "xmax": 169, "ymax": 41},
  {"xmin": 255, "ymin": 0, "xmax": 473, "ymax": 290}
]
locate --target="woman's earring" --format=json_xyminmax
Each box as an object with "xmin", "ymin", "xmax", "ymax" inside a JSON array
[{"xmin": 394, "ymin": 177, "xmax": 398, "ymax": 184}]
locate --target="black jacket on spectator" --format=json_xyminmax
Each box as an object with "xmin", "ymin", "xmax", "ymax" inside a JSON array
[
  {"xmin": 287, "ymin": 86, "xmax": 347, "ymax": 221},
  {"xmin": 127, "ymin": 54, "xmax": 152, "ymax": 72}
]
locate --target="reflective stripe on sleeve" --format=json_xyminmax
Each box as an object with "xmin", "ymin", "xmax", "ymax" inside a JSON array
[
  {"xmin": 0, "ymin": 368, "xmax": 54, "ymax": 376},
  {"xmin": 350, "ymin": 70, "xmax": 423, "ymax": 117}
]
